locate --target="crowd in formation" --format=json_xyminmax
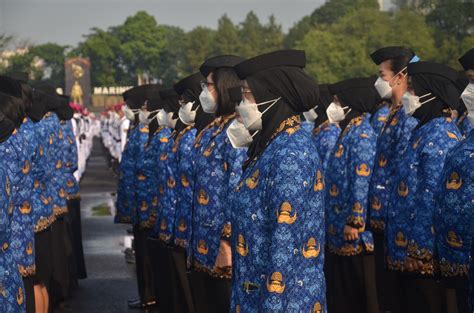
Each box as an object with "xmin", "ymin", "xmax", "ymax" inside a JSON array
[
  {"xmin": 101, "ymin": 47, "xmax": 474, "ymax": 313},
  {"xmin": 0, "ymin": 75, "xmax": 99, "ymax": 313}
]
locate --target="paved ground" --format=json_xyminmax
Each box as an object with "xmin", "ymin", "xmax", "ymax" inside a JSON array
[{"xmin": 61, "ymin": 137, "xmax": 139, "ymax": 313}]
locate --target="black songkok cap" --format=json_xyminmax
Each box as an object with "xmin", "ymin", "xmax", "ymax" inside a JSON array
[
  {"xmin": 234, "ymin": 50, "xmax": 306, "ymax": 79},
  {"xmin": 199, "ymin": 55, "xmax": 245, "ymax": 78},
  {"xmin": 7, "ymin": 72, "xmax": 29, "ymax": 83},
  {"xmin": 370, "ymin": 46, "xmax": 415, "ymax": 65},
  {"xmin": 459, "ymin": 48, "xmax": 474, "ymax": 71},
  {"xmin": 174, "ymin": 73, "xmax": 204, "ymax": 95},
  {"xmin": 407, "ymin": 61, "xmax": 459, "ymax": 84},
  {"xmin": 0, "ymin": 75, "xmax": 23, "ymax": 98},
  {"xmin": 123, "ymin": 84, "xmax": 160, "ymax": 109}
]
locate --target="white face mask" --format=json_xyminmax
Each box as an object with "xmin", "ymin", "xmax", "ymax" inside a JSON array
[
  {"xmin": 303, "ymin": 107, "xmax": 318, "ymax": 122},
  {"xmin": 199, "ymin": 86, "xmax": 217, "ymax": 113},
  {"xmin": 374, "ymin": 69, "xmax": 407, "ymax": 99},
  {"xmin": 236, "ymin": 97, "xmax": 281, "ymax": 131},
  {"xmin": 167, "ymin": 112, "xmax": 178, "ymax": 129},
  {"xmin": 326, "ymin": 102, "xmax": 349, "ymax": 123},
  {"xmin": 157, "ymin": 109, "xmax": 168, "ymax": 127},
  {"xmin": 461, "ymin": 83, "xmax": 474, "ymax": 124},
  {"xmin": 401, "ymin": 92, "xmax": 436, "ymax": 116},
  {"xmin": 179, "ymin": 101, "xmax": 199, "ymax": 126},
  {"xmin": 139, "ymin": 110, "xmax": 150, "ymax": 125},
  {"xmin": 226, "ymin": 119, "xmax": 258, "ymax": 148},
  {"xmin": 123, "ymin": 106, "xmax": 138, "ymax": 121}
]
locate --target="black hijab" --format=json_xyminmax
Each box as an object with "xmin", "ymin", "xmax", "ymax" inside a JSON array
[
  {"xmin": 407, "ymin": 62, "xmax": 460, "ymax": 126},
  {"xmin": 174, "ymin": 72, "xmax": 215, "ymax": 133},
  {"xmin": 313, "ymin": 84, "xmax": 332, "ymax": 128},
  {"xmin": 234, "ymin": 50, "xmax": 319, "ymax": 164},
  {"xmin": 55, "ymin": 95, "xmax": 74, "ymax": 121},
  {"xmin": 0, "ymin": 94, "xmax": 18, "ymax": 142},
  {"xmin": 329, "ymin": 77, "xmax": 381, "ymax": 130},
  {"xmin": 0, "ymin": 91, "xmax": 25, "ymax": 128},
  {"xmin": 34, "ymin": 82, "xmax": 63, "ymax": 112},
  {"xmin": 123, "ymin": 84, "xmax": 160, "ymax": 126},
  {"xmin": 146, "ymin": 87, "xmax": 164, "ymax": 143}
]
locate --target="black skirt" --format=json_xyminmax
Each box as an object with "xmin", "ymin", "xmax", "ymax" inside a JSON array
[{"xmin": 33, "ymin": 227, "xmax": 53, "ymax": 286}]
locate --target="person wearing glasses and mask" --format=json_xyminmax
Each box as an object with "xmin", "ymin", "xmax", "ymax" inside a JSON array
[
  {"xmin": 386, "ymin": 62, "xmax": 462, "ymax": 313},
  {"xmin": 433, "ymin": 50, "xmax": 474, "ymax": 313},
  {"xmin": 187, "ymin": 55, "xmax": 246, "ymax": 313},
  {"xmin": 367, "ymin": 46, "xmax": 419, "ymax": 313},
  {"xmin": 227, "ymin": 50, "xmax": 326, "ymax": 312},
  {"xmin": 172, "ymin": 72, "xmax": 215, "ymax": 313},
  {"xmin": 456, "ymin": 49, "xmax": 474, "ymax": 138},
  {"xmin": 306, "ymin": 84, "xmax": 341, "ymax": 173},
  {"xmin": 116, "ymin": 85, "xmax": 157, "ymax": 310},
  {"xmin": 324, "ymin": 77, "xmax": 380, "ymax": 313}
]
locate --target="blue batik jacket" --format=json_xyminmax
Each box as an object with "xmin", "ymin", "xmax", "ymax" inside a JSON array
[
  {"xmin": 325, "ymin": 114, "xmax": 377, "ymax": 256},
  {"xmin": 45, "ymin": 114, "xmax": 68, "ymax": 217},
  {"xmin": 59, "ymin": 120, "xmax": 79, "ymax": 197},
  {"xmin": 0, "ymin": 136, "xmax": 26, "ymax": 313},
  {"xmin": 189, "ymin": 115, "xmax": 246, "ymax": 276},
  {"xmin": 311, "ymin": 121, "xmax": 341, "ymax": 173},
  {"xmin": 368, "ymin": 105, "xmax": 418, "ymax": 232},
  {"xmin": 173, "ymin": 127, "xmax": 197, "ymax": 249},
  {"xmin": 137, "ymin": 126, "xmax": 171, "ymax": 230},
  {"xmin": 230, "ymin": 116, "xmax": 326, "ymax": 313},
  {"xmin": 370, "ymin": 104, "xmax": 390, "ymax": 137},
  {"xmin": 386, "ymin": 117, "xmax": 461, "ymax": 275},
  {"xmin": 434, "ymin": 129, "xmax": 474, "ymax": 280},
  {"xmin": 7, "ymin": 120, "xmax": 38, "ymax": 278},
  {"xmin": 115, "ymin": 123, "xmax": 141, "ymax": 224},
  {"xmin": 145, "ymin": 127, "xmax": 175, "ymax": 241}
]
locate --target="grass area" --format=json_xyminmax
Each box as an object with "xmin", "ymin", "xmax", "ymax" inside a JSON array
[{"xmin": 91, "ymin": 202, "xmax": 111, "ymax": 216}]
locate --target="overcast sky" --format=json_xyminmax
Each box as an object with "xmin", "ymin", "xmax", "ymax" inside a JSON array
[{"xmin": 0, "ymin": 0, "xmax": 326, "ymax": 47}]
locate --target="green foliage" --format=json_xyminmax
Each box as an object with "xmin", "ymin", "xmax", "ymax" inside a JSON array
[{"xmin": 29, "ymin": 43, "xmax": 67, "ymax": 87}]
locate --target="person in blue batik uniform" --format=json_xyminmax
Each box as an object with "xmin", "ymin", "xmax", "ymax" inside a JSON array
[
  {"xmin": 186, "ymin": 55, "xmax": 246, "ymax": 313},
  {"xmin": 0, "ymin": 97, "xmax": 26, "ymax": 313},
  {"xmin": 433, "ymin": 51, "xmax": 474, "ymax": 313},
  {"xmin": 0, "ymin": 77, "xmax": 41, "ymax": 313},
  {"xmin": 367, "ymin": 46, "xmax": 419, "ymax": 313},
  {"xmin": 306, "ymin": 84, "xmax": 341, "ymax": 173},
  {"xmin": 118, "ymin": 85, "xmax": 157, "ymax": 310},
  {"xmin": 370, "ymin": 100, "xmax": 390, "ymax": 137},
  {"xmin": 386, "ymin": 61, "xmax": 462, "ymax": 313},
  {"xmin": 227, "ymin": 50, "xmax": 326, "ymax": 312},
  {"xmin": 323, "ymin": 77, "xmax": 380, "ymax": 313},
  {"xmin": 172, "ymin": 72, "xmax": 215, "ymax": 313}
]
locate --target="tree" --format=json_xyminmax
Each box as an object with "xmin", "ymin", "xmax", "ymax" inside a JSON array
[
  {"xmin": 212, "ymin": 15, "xmax": 240, "ymax": 56},
  {"xmin": 29, "ymin": 43, "xmax": 67, "ymax": 87},
  {"xmin": 238, "ymin": 11, "xmax": 265, "ymax": 57},
  {"xmin": 181, "ymin": 26, "xmax": 216, "ymax": 75},
  {"xmin": 112, "ymin": 11, "xmax": 167, "ymax": 84},
  {"xmin": 156, "ymin": 25, "xmax": 186, "ymax": 85},
  {"xmin": 73, "ymin": 27, "xmax": 121, "ymax": 86},
  {"xmin": 260, "ymin": 15, "xmax": 284, "ymax": 54},
  {"xmin": 0, "ymin": 34, "xmax": 13, "ymax": 51}
]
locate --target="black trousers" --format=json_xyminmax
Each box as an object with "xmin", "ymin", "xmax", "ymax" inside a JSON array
[
  {"xmin": 33, "ymin": 227, "xmax": 53, "ymax": 287},
  {"xmin": 171, "ymin": 249, "xmax": 195, "ymax": 313},
  {"xmin": 67, "ymin": 198, "xmax": 87, "ymax": 279},
  {"xmin": 23, "ymin": 276, "xmax": 35, "ymax": 313},
  {"xmin": 373, "ymin": 231, "xmax": 403, "ymax": 312},
  {"xmin": 50, "ymin": 217, "xmax": 72, "ymax": 305},
  {"xmin": 398, "ymin": 274, "xmax": 445, "ymax": 313},
  {"xmin": 189, "ymin": 270, "xmax": 231, "ymax": 313},
  {"xmin": 326, "ymin": 251, "xmax": 379, "ymax": 313},
  {"xmin": 147, "ymin": 238, "xmax": 185, "ymax": 313},
  {"xmin": 132, "ymin": 225, "xmax": 155, "ymax": 303}
]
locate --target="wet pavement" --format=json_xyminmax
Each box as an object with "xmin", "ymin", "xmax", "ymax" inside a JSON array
[{"xmin": 61, "ymin": 137, "xmax": 139, "ymax": 313}]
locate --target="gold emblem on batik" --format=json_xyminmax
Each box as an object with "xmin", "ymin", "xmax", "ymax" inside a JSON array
[{"xmin": 277, "ymin": 202, "xmax": 297, "ymax": 224}]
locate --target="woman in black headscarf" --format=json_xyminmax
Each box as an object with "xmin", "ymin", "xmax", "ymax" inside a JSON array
[
  {"xmin": 189, "ymin": 55, "xmax": 247, "ymax": 313},
  {"xmin": 323, "ymin": 77, "xmax": 380, "ymax": 313},
  {"xmin": 386, "ymin": 62, "xmax": 463, "ymax": 313},
  {"xmin": 305, "ymin": 84, "xmax": 342, "ymax": 173},
  {"xmin": 227, "ymin": 50, "xmax": 326, "ymax": 312}
]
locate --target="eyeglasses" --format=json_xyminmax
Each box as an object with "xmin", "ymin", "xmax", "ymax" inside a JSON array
[{"xmin": 201, "ymin": 81, "xmax": 215, "ymax": 90}]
